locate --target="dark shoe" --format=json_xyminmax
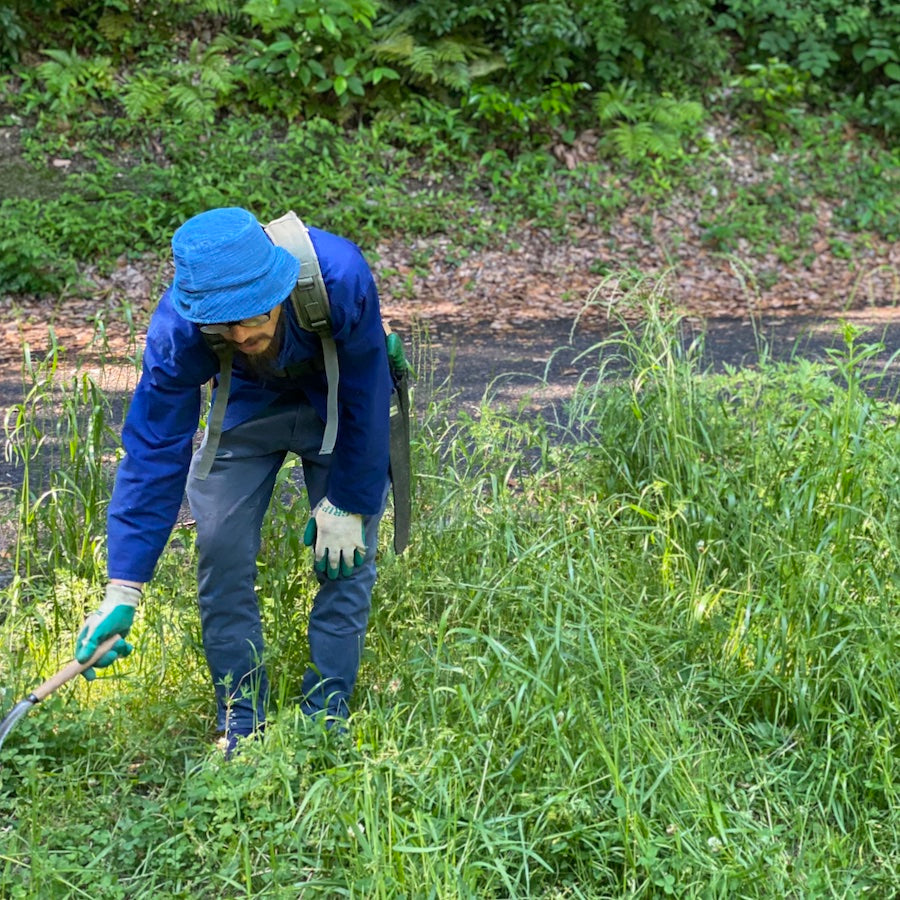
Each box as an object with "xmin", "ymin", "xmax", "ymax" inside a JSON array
[{"xmin": 216, "ymin": 725, "xmax": 263, "ymax": 760}]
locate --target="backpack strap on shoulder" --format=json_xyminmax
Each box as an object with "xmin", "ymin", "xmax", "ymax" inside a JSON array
[
  {"xmin": 194, "ymin": 337, "xmax": 234, "ymax": 481},
  {"xmin": 265, "ymin": 210, "xmax": 338, "ymax": 455}
]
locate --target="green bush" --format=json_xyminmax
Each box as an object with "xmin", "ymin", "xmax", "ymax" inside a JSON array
[
  {"xmin": 0, "ymin": 199, "xmax": 79, "ymax": 294},
  {"xmin": 716, "ymin": 0, "xmax": 900, "ymax": 126},
  {"xmin": 376, "ymin": 0, "xmax": 726, "ymax": 93},
  {"xmin": 4, "ymin": 0, "xmax": 899, "ymax": 134},
  {"xmin": 464, "ymin": 80, "xmax": 591, "ymax": 145},
  {"xmin": 593, "ymin": 81, "xmax": 706, "ymax": 161},
  {"xmin": 0, "ymin": 3, "xmax": 26, "ymax": 64},
  {"xmin": 2, "ymin": 0, "xmax": 185, "ymax": 58},
  {"xmin": 237, "ymin": 0, "xmax": 399, "ymax": 116},
  {"xmin": 727, "ymin": 58, "xmax": 823, "ymax": 133}
]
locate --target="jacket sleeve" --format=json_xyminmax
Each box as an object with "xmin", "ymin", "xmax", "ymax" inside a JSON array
[
  {"xmin": 107, "ymin": 296, "xmax": 218, "ymax": 583},
  {"xmin": 316, "ymin": 233, "xmax": 392, "ymax": 515}
]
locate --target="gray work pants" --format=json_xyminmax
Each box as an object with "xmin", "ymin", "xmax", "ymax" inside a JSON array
[{"xmin": 186, "ymin": 400, "xmax": 387, "ymax": 735}]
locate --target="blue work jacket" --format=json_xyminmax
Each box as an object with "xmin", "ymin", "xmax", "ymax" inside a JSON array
[{"xmin": 107, "ymin": 227, "xmax": 391, "ymax": 583}]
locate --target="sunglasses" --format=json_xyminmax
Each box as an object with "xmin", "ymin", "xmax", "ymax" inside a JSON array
[{"xmin": 199, "ymin": 311, "xmax": 272, "ymax": 335}]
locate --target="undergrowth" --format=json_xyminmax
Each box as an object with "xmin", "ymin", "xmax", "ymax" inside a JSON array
[
  {"xmin": 2, "ymin": 66, "xmax": 898, "ymax": 297},
  {"xmin": 1, "ymin": 302, "xmax": 898, "ymax": 897}
]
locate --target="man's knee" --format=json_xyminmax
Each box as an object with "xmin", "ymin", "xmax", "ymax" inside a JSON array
[{"xmin": 195, "ymin": 515, "xmax": 260, "ymax": 565}]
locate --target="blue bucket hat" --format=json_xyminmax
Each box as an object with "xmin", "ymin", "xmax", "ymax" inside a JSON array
[{"xmin": 169, "ymin": 207, "xmax": 300, "ymax": 325}]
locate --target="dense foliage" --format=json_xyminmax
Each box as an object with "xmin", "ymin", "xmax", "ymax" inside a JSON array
[
  {"xmin": 0, "ymin": 0, "xmax": 897, "ymax": 297},
  {"xmin": 2, "ymin": 311, "xmax": 899, "ymax": 896},
  {"xmin": 1, "ymin": 0, "xmax": 898, "ymax": 131}
]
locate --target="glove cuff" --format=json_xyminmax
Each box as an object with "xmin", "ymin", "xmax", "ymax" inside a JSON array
[
  {"xmin": 105, "ymin": 583, "xmax": 142, "ymax": 609},
  {"xmin": 317, "ymin": 499, "xmax": 353, "ymax": 517}
]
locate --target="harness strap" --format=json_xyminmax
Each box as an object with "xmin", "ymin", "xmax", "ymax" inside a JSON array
[
  {"xmin": 195, "ymin": 343, "xmax": 233, "ymax": 481},
  {"xmin": 318, "ymin": 333, "xmax": 339, "ymax": 456},
  {"xmin": 389, "ymin": 369, "xmax": 412, "ymax": 553},
  {"xmin": 265, "ymin": 211, "xmax": 338, "ymax": 455}
]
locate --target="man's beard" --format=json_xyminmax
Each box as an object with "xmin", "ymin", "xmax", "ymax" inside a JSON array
[{"xmin": 236, "ymin": 311, "xmax": 285, "ymax": 381}]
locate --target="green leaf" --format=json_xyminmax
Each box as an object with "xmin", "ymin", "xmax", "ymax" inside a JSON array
[
  {"xmin": 322, "ymin": 14, "xmax": 341, "ymax": 38},
  {"xmin": 886, "ymin": 62, "xmax": 900, "ymax": 81},
  {"xmin": 369, "ymin": 66, "xmax": 399, "ymax": 85}
]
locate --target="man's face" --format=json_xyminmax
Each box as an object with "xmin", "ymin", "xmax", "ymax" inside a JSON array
[{"xmin": 223, "ymin": 302, "xmax": 282, "ymax": 356}]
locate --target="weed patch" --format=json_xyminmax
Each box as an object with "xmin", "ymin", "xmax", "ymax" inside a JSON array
[{"xmin": 3, "ymin": 304, "xmax": 898, "ymax": 895}]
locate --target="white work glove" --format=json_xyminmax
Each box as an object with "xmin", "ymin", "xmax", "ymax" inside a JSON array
[
  {"xmin": 303, "ymin": 499, "xmax": 366, "ymax": 580},
  {"xmin": 75, "ymin": 583, "xmax": 141, "ymax": 681}
]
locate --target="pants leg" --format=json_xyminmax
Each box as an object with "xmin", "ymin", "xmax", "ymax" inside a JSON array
[
  {"xmin": 290, "ymin": 410, "xmax": 389, "ymax": 719},
  {"xmin": 187, "ymin": 400, "xmax": 389, "ymax": 730},
  {"xmin": 186, "ymin": 406, "xmax": 292, "ymax": 735}
]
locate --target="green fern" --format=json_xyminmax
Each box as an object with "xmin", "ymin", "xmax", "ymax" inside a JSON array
[
  {"xmin": 35, "ymin": 49, "xmax": 115, "ymax": 113},
  {"xmin": 168, "ymin": 83, "xmax": 216, "ymax": 123},
  {"xmin": 198, "ymin": 63, "xmax": 234, "ymax": 95},
  {"xmin": 37, "ymin": 49, "xmax": 114, "ymax": 88},
  {"xmin": 121, "ymin": 75, "xmax": 168, "ymax": 120},
  {"xmin": 469, "ymin": 57, "xmax": 506, "ymax": 80},
  {"xmin": 371, "ymin": 32, "xmax": 415, "ymax": 59},
  {"xmin": 594, "ymin": 82, "xmax": 638, "ymax": 124},
  {"xmin": 650, "ymin": 97, "xmax": 705, "ymax": 130},
  {"xmin": 192, "ymin": 39, "xmax": 238, "ymax": 94},
  {"xmin": 176, "ymin": 0, "xmax": 244, "ymax": 15},
  {"xmin": 97, "ymin": 11, "xmax": 134, "ymax": 43},
  {"xmin": 608, "ymin": 121, "xmax": 647, "ymax": 162},
  {"xmin": 596, "ymin": 82, "xmax": 706, "ymax": 163},
  {"xmin": 371, "ymin": 29, "xmax": 503, "ymax": 91},
  {"xmin": 119, "ymin": 37, "xmax": 236, "ymax": 125}
]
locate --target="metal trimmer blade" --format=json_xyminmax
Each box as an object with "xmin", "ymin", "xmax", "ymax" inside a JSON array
[
  {"xmin": 0, "ymin": 697, "xmax": 37, "ymax": 753},
  {"xmin": 0, "ymin": 633, "xmax": 122, "ymax": 756}
]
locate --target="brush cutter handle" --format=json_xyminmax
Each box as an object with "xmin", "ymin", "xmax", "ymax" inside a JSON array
[{"xmin": 30, "ymin": 635, "xmax": 123, "ymax": 703}]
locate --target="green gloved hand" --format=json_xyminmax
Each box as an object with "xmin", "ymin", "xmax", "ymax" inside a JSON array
[
  {"xmin": 385, "ymin": 331, "xmax": 413, "ymax": 378},
  {"xmin": 75, "ymin": 583, "xmax": 140, "ymax": 681},
  {"xmin": 303, "ymin": 499, "xmax": 366, "ymax": 580}
]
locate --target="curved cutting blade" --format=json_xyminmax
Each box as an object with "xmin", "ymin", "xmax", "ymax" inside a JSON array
[{"xmin": 0, "ymin": 698, "xmax": 37, "ymax": 753}]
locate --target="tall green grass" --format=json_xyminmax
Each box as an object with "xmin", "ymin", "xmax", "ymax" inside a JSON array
[{"xmin": 1, "ymin": 306, "xmax": 898, "ymax": 898}]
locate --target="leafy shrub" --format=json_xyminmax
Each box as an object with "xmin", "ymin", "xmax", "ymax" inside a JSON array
[
  {"xmin": 715, "ymin": 0, "xmax": 900, "ymax": 129},
  {"xmin": 370, "ymin": 95, "xmax": 479, "ymax": 155},
  {"xmin": 27, "ymin": 48, "xmax": 116, "ymax": 118},
  {"xmin": 3, "ymin": 0, "xmax": 187, "ymax": 57},
  {"xmin": 237, "ymin": 0, "xmax": 397, "ymax": 115},
  {"xmin": 843, "ymin": 82, "xmax": 900, "ymax": 134},
  {"xmin": 0, "ymin": 3, "xmax": 26, "ymax": 64},
  {"xmin": 593, "ymin": 82, "xmax": 706, "ymax": 162},
  {"xmin": 728, "ymin": 58, "xmax": 823, "ymax": 133},
  {"xmin": 377, "ymin": 0, "xmax": 724, "ymax": 94},
  {"xmin": 464, "ymin": 80, "xmax": 591, "ymax": 145},
  {"xmin": 0, "ymin": 199, "xmax": 78, "ymax": 293},
  {"xmin": 4, "ymin": 0, "xmax": 899, "ymax": 137}
]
